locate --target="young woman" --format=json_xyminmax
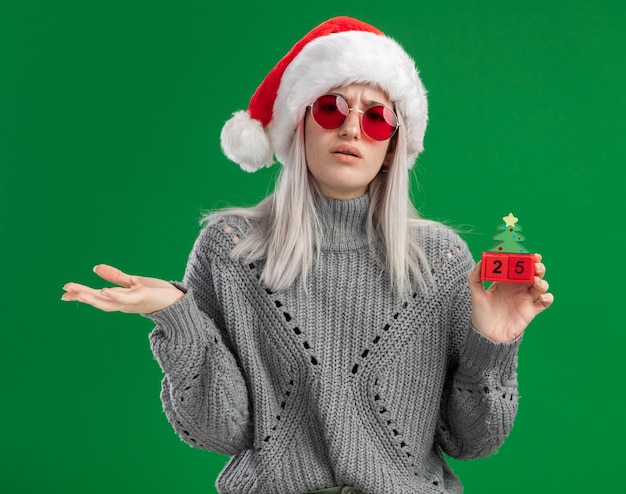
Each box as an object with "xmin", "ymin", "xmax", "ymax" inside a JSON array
[{"xmin": 62, "ymin": 16, "xmax": 553, "ymax": 494}]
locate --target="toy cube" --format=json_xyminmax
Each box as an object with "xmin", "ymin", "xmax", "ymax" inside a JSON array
[
  {"xmin": 480, "ymin": 252, "xmax": 535, "ymax": 284},
  {"xmin": 507, "ymin": 255, "xmax": 535, "ymax": 282},
  {"xmin": 480, "ymin": 252, "xmax": 510, "ymax": 281}
]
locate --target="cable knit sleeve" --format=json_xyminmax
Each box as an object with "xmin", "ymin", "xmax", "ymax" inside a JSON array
[
  {"xmin": 435, "ymin": 232, "xmax": 521, "ymax": 460},
  {"xmin": 146, "ymin": 226, "xmax": 252, "ymax": 456}
]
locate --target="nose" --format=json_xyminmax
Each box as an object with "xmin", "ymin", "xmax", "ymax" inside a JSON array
[{"xmin": 339, "ymin": 108, "xmax": 363, "ymax": 139}]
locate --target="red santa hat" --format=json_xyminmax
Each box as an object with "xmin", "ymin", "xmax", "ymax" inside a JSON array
[{"xmin": 220, "ymin": 16, "xmax": 428, "ymax": 172}]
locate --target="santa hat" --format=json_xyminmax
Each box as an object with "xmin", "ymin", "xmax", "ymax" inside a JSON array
[{"xmin": 220, "ymin": 16, "xmax": 428, "ymax": 172}]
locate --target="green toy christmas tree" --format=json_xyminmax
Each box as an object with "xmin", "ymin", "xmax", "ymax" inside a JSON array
[{"xmin": 489, "ymin": 212, "xmax": 529, "ymax": 254}]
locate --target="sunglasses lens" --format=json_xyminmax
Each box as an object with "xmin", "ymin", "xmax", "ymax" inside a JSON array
[
  {"xmin": 362, "ymin": 105, "xmax": 398, "ymax": 141},
  {"xmin": 311, "ymin": 94, "xmax": 398, "ymax": 141},
  {"xmin": 311, "ymin": 94, "xmax": 348, "ymax": 129}
]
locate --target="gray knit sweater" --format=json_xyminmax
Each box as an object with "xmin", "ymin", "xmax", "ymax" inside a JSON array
[{"xmin": 148, "ymin": 194, "xmax": 520, "ymax": 494}]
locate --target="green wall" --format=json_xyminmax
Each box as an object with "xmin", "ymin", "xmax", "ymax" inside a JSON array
[{"xmin": 2, "ymin": 1, "xmax": 623, "ymax": 492}]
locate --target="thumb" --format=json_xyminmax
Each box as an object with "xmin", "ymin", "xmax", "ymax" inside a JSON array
[
  {"xmin": 467, "ymin": 261, "xmax": 485, "ymax": 298},
  {"xmin": 93, "ymin": 264, "xmax": 134, "ymax": 287}
]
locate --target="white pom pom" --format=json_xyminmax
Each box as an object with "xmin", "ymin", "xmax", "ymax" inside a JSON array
[{"xmin": 220, "ymin": 111, "xmax": 274, "ymax": 172}]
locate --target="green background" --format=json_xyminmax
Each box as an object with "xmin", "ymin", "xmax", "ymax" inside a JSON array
[{"xmin": 2, "ymin": 1, "xmax": 623, "ymax": 492}]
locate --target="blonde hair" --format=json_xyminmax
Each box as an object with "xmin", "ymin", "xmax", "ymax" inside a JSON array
[{"xmin": 205, "ymin": 114, "xmax": 432, "ymax": 296}]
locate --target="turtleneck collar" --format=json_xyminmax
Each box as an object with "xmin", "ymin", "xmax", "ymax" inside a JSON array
[{"xmin": 314, "ymin": 193, "xmax": 370, "ymax": 250}]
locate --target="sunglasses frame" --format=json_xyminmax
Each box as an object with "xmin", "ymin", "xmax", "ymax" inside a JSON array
[{"xmin": 309, "ymin": 93, "xmax": 400, "ymax": 141}]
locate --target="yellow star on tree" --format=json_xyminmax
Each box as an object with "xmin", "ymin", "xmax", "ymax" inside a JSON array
[{"xmin": 503, "ymin": 212, "xmax": 518, "ymax": 227}]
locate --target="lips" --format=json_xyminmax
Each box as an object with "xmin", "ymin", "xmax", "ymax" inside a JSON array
[{"xmin": 332, "ymin": 145, "xmax": 361, "ymax": 159}]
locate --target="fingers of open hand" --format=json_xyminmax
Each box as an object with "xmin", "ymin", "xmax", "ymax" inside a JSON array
[
  {"xmin": 63, "ymin": 281, "xmax": 184, "ymax": 314},
  {"xmin": 63, "ymin": 284, "xmax": 148, "ymax": 313},
  {"xmin": 62, "ymin": 282, "xmax": 128, "ymax": 312}
]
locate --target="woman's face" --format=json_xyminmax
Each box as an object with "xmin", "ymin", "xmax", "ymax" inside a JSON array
[{"xmin": 304, "ymin": 84, "xmax": 395, "ymax": 200}]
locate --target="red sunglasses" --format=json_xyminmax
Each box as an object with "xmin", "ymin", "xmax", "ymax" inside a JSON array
[{"xmin": 309, "ymin": 94, "xmax": 399, "ymax": 141}]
